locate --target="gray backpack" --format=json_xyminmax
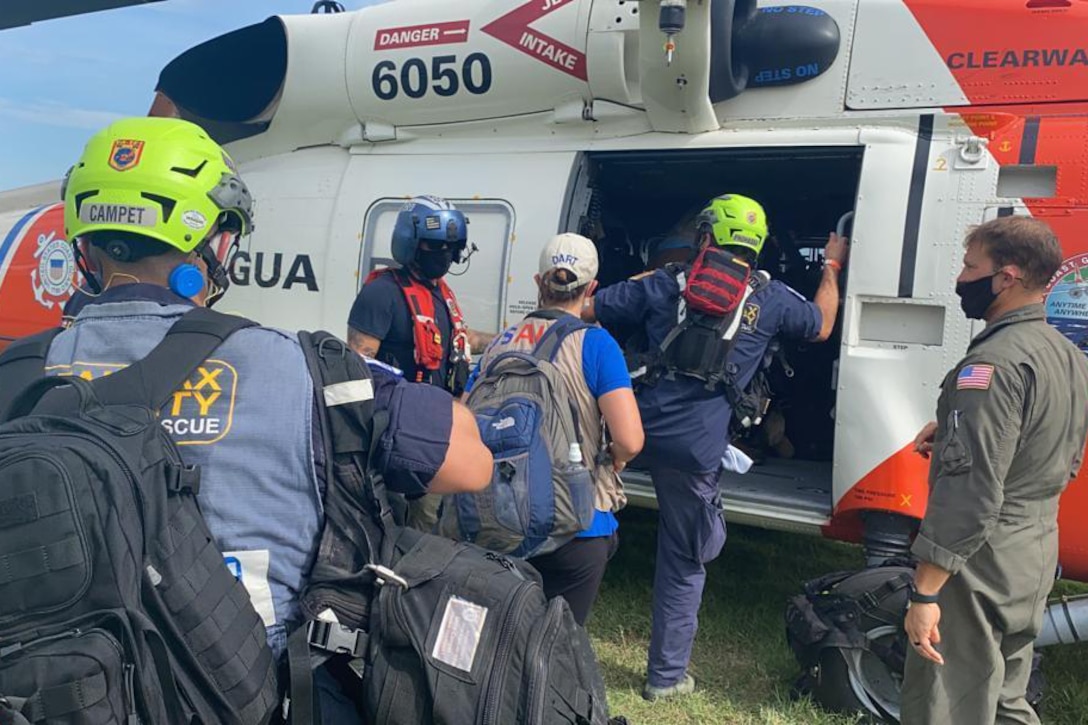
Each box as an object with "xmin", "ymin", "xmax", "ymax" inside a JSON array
[{"xmin": 439, "ymin": 310, "xmax": 595, "ymax": 558}]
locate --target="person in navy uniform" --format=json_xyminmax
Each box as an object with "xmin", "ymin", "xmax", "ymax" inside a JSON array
[
  {"xmin": 346, "ymin": 195, "xmax": 492, "ymax": 391},
  {"xmin": 584, "ymin": 193, "xmax": 848, "ymax": 700},
  {"xmin": 347, "ymin": 195, "xmax": 494, "ymax": 531},
  {"xmin": 2, "ymin": 117, "xmax": 493, "ymax": 724}
]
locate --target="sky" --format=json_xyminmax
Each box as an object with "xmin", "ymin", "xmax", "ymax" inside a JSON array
[{"xmin": 0, "ymin": 0, "xmax": 379, "ymax": 190}]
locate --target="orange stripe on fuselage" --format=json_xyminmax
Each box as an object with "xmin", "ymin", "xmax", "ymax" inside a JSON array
[
  {"xmin": 905, "ymin": 0, "xmax": 1088, "ymax": 107},
  {"xmin": 0, "ymin": 203, "xmax": 69, "ymax": 348}
]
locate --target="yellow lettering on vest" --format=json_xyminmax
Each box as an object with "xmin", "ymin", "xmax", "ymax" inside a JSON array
[
  {"xmin": 190, "ymin": 366, "xmax": 223, "ymax": 392},
  {"xmin": 193, "ymin": 391, "xmax": 221, "ymax": 415},
  {"xmin": 171, "ymin": 390, "xmax": 193, "ymax": 416}
]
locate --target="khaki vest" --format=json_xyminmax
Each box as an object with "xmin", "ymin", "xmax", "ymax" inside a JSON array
[{"xmin": 480, "ymin": 314, "xmax": 626, "ymax": 513}]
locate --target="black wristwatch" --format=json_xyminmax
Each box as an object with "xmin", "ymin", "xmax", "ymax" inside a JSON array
[{"xmin": 908, "ymin": 585, "xmax": 940, "ymax": 605}]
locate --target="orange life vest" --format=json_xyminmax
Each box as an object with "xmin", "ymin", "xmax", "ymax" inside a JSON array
[{"xmin": 364, "ymin": 268, "xmax": 470, "ymax": 386}]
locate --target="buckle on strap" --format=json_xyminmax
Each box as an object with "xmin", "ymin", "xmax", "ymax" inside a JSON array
[
  {"xmin": 365, "ymin": 564, "xmax": 409, "ymax": 589},
  {"xmin": 306, "ymin": 621, "xmax": 369, "ymax": 658},
  {"xmin": 166, "ymin": 464, "xmax": 201, "ymax": 495}
]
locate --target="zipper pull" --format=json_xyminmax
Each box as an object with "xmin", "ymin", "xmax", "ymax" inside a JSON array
[
  {"xmin": 485, "ymin": 552, "xmax": 515, "ymax": 572},
  {"xmin": 124, "ymin": 663, "xmax": 139, "ymax": 724}
]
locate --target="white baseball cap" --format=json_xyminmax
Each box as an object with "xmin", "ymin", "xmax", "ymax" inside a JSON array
[{"xmin": 539, "ymin": 233, "xmax": 599, "ymax": 291}]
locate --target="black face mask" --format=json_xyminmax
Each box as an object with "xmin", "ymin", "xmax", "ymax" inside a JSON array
[
  {"xmin": 416, "ymin": 248, "xmax": 454, "ymax": 280},
  {"xmin": 955, "ymin": 274, "xmax": 998, "ymax": 320}
]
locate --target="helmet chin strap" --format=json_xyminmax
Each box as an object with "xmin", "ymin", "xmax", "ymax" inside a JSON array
[
  {"xmin": 72, "ymin": 241, "xmax": 103, "ymax": 294},
  {"xmin": 198, "ymin": 242, "xmax": 232, "ymax": 307},
  {"xmin": 72, "ymin": 242, "xmax": 142, "ymax": 295}
]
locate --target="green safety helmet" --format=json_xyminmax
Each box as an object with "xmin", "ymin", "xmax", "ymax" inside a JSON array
[
  {"xmin": 62, "ymin": 117, "xmax": 254, "ymax": 253},
  {"xmin": 695, "ymin": 194, "xmax": 768, "ymax": 256}
]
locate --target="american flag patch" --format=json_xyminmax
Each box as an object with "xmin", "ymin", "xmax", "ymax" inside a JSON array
[{"xmin": 957, "ymin": 364, "xmax": 994, "ymax": 390}]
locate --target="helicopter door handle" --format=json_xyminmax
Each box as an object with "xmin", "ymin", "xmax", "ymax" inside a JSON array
[{"xmin": 835, "ymin": 211, "xmax": 854, "ymax": 239}]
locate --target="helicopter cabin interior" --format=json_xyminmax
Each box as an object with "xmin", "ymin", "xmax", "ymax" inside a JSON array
[{"xmin": 570, "ymin": 146, "xmax": 865, "ymax": 526}]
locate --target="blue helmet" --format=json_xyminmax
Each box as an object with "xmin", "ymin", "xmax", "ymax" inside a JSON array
[{"xmin": 391, "ymin": 195, "xmax": 469, "ymax": 267}]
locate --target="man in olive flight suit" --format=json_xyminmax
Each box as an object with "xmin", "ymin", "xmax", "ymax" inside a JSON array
[{"xmin": 903, "ymin": 216, "xmax": 1088, "ymax": 724}]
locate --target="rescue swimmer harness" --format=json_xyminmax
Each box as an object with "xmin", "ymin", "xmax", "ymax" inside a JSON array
[{"xmin": 365, "ymin": 268, "xmax": 471, "ymax": 394}]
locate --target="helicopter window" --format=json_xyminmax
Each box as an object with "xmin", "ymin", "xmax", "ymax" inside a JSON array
[{"xmin": 359, "ymin": 198, "xmax": 514, "ymax": 333}]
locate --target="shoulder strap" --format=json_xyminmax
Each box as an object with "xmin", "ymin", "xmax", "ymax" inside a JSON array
[
  {"xmin": 721, "ymin": 277, "xmax": 771, "ymax": 410},
  {"xmin": 292, "ymin": 332, "xmax": 393, "ymax": 721},
  {"xmin": 662, "ymin": 261, "xmax": 689, "ymax": 283},
  {"xmin": 363, "ymin": 267, "xmax": 392, "ymax": 286},
  {"xmin": 435, "ymin": 277, "xmax": 468, "ymax": 334},
  {"xmin": 0, "ymin": 328, "xmax": 62, "ymax": 421},
  {"xmin": 92, "ymin": 307, "xmax": 256, "ymax": 410},
  {"xmin": 526, "ymin": 307, "xmax": 567, "ymax": 322},
  {"xmin": 392, "ymin": 269, "xmax": 437, "ymax": 320},
  {"xmin": 286, "ymin": 627, "xmax": 315, "ymax": 725},
  {"xmin": 298, "ymin": 331, "xmax": 393, "ymax": 545},
  {"xmin": 713, "ymin": 282, "xmax": 756, "ymax": 338},
  {"xmin": 535, "ymin": 313, "xmax": 591, "ymax": 445},
  {"xmin": 435, "ymin": 277, "xmax": 470, "ymax": 368},
  {"xmin": 855, "ymin": 571, "xmax": 913, "ymax": 615},
  {"xmin": 532, "ymin": 312, "xmax": 591, "ymax": 363}
]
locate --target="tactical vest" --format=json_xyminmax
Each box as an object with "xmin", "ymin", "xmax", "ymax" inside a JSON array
[
  {"xmin": 641, "ymin": 263, "xmax": 771, "ymax": 392},
  {"xmin": 365, "ymin": 268, "xmax": 470, "ymax": 393},
  {"xmin": 43, "ymin": 301, "xmax": 321, "ymax": 638}
]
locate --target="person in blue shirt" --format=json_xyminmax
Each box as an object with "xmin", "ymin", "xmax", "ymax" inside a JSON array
[
  {"xmin": 3, "ymin": 117, "xmax": 493, "ymax": 724},
  {"xmin": 584, "ymin": 194, "xmax": 848, "ymax": 700},
  {"xmin": 465, "ymin": 233, "xmax": 644, "ymax": 625}
]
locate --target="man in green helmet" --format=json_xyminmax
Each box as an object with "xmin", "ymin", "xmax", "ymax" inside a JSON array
[
  {"xmin": 584, "ymin": 193, "xmax": 849, "ymax": 700},
  {"xmin": 0, "ymin": 117, "xmax": 492, "ymax": 723}
]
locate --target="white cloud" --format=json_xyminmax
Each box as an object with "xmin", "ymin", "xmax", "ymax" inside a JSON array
[{"xmin": 0, "ymin": 99, "xmax": 124, "ymax": 130}]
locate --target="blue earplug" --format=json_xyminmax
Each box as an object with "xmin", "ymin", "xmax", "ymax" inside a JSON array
[{"xmin": 169, "ymin": 264, "xmax": 206, "ymax": 299}]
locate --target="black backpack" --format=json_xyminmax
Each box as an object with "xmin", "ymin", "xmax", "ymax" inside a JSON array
[
  {"xmin": 0, "ymin": 309, "xmax": 280, "ymax": 725},
  {"xmin": 635, "ymin": 254, "xmax": 770, "ymax": 395},
  {"xmin": 292, "ymin": 333, "xmax": 611, "ymax": 725},
  {"xmin": 784, "ymin": 563, "xmax": 1047, "ymax": 723},
  {"xmin": 785, "ymin": 565, "xmax": 913, "ymax": 722}
]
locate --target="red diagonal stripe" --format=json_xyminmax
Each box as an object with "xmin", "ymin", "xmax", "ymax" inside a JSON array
[{"xmin": 481, "ymin": 0, "xmax": 587, "ymax": 81}]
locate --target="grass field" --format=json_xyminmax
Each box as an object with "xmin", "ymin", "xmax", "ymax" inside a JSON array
[{"xmin": 587, "ymin": 508, "xmax": 1088, "ymax": 725}]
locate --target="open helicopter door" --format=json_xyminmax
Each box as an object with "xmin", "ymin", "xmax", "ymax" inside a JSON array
[{"xmin": 831, "ymin": 124, "xmax": 966, "ymax": 528}]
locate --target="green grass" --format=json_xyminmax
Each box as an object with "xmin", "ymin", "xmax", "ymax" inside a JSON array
[{"xmin": 587, "ymin": 508, "xmax": 1088, "ymax": 724}]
